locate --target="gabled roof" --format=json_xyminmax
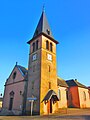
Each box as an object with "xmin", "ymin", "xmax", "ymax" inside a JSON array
[
  {"xmin": 17, "ymin": 65, "xmax": 28, "ymax": 76},
  {"xmin": 33, "ymin": 11, "xmax": 53, "ymax": 39},
  {"xmin": 66, "ymin": 79, "xmax": 87, "ymax": 88},
  {"xmin": 5, "ymin": 64, "xmax": 28, "ymax": 85},
  {"xmin": 57, "ymin": 77, "xmax": 68, "ymax": 87},
  {"xmin": 42, "ymin": 90, "xmax": 59, "ymax": 102}
]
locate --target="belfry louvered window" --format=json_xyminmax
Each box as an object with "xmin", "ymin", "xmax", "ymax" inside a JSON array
[
  {"xmin": 46, "ymin": 40, "xmax": 49, "ymax": 50},
  {"xmin": 36, "ymin": 40, "xmax": 38, "ymax": 50},
  {"xmin": 32, "ymin": 42, "xmax": 35, "ymax": 52},
  {"xmin": 50, "ymin": 43, "xmax": 53, "ymax": 52}
]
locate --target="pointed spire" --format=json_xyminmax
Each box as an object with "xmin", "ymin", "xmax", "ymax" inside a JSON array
[{"xmin": 33, "ymin": 10, "xmax": 53, "ymax": 38}]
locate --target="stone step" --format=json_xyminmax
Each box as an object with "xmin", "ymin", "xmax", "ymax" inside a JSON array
[{"xmin": 0, "ymin": 109, "xmax": 14, "ymax": 116}]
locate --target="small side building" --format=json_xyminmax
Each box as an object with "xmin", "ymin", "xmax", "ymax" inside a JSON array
[
  {"xmin": 66, "ymin": 79, "xmax": 90, "ymax": 108},
  {"xmin": 57, "ymin": 77, "xmax": 68, "ymax": 109},
  {"xmin": 3, "ymin": 64, "xmax": 28, "ymax": 115}
]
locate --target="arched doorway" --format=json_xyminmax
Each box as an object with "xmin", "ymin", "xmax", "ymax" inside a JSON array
[{"xmin": 9, "ymin": 91, "xmax": 14, "ymax": 110}]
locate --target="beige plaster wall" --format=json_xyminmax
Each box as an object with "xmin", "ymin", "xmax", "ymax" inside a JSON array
[
  {"xmin": 58, "ymin": 86, "xmax": 68, "ymax": 108},
  {"xmin": 78, "ymin": 87, "xmax": 90, "ymax": 108}
]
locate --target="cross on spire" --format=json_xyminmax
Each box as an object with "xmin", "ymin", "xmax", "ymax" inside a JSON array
[{"xmin": 42, "ymin": 4, "xmax": 45, "ymax": 12}]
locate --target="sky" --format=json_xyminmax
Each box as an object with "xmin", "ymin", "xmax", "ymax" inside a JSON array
[{"xmin": 0, "ymin": 0, "xmax": 90, "ymax": 95}]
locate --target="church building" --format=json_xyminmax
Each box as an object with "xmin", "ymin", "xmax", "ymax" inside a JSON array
[
  {"xmin": 2, "ymin": 10, "xmax": 90, "ymax": 115},
  {"xmin": 2, "ymin": 10, "xmax": 68, "ymax": 115}
]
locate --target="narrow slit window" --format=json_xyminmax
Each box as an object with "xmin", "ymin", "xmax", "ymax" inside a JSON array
[
  {"xmin": 49, "ymin": 82, "xmax": 51, "ymax": 89},
  {"xmin": 48, "ymin": 65, "xmax": 51, "ymax": 72}
]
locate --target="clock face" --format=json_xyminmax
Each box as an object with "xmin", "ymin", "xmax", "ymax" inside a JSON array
[
  {"xmin": 32, "ymin": 54, "xmax": 37, "ymax": 61},
  {"xmin": 47, "ymin": 54, "xmax": 52, "ymax": 61}
]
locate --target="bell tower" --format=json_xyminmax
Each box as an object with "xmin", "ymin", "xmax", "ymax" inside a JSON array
[{"xmin": 26, "ymin": 10, "xmax": 59, "ymax": 115}]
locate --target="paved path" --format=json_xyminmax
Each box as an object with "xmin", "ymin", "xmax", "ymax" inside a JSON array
[
  {"xmin": 0, "ymin": 115, "xmax": 90, "ymax": 120},
  {"xmin": 0, "ymin": 108, "xmax": 90, "ymax": 120}
]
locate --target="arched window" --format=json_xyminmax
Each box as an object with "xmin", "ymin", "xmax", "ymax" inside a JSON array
[
  {"xmin": 83, "ymin": 91, "xmax": 86, "ymax": 101},
  {"xmin": 36, "ymin": 40, "xmax": 38, "ymax": 50},
  {"xmin": 46, "ymin": 40, "xmax": 49, "ymax": 50},
  {"xmin": 58, "ymin": 89, "xmax": 61, "ymax": 100},
  {"xmin": 13, "ymin": 71, "xmax": 17, "ymax": 80},
  {"xmin": 32, "ymin": 42, "xmax": 35, "ymax": 52},
  {"xmin": 50, "ymin": 43, "xmax": 53, "ymax": 52}
]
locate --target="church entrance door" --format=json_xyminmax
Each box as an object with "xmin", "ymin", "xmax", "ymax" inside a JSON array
[
  {"xmin": 9, "ymin": 97, "xmax": 14, "ymax": 110},
  {"xmin": 50, "ymin": 99, "xmax": 52, "ymax": 113}
]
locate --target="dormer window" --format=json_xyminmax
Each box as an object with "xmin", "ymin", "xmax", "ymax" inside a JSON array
[{"xmin": 47, "ymin": 29, "xmax": 50, "ymax": 35}]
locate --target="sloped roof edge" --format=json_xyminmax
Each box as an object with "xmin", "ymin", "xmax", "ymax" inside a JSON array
[{"xmin": 57, "ymin": 77, "xmax": 68, "ymax": 87}]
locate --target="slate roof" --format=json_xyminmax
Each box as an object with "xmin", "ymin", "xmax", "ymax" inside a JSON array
[
  {"xmin": 27, "ymin": 11, "xmax": 59, "ymax": 44},
  {"xmin": 42, "ymin": 90, "xmax": 59, "ymax": 102},
  {"xmin": 33, "ymin": 11, "xmax": 53, "ymax": 38},
  {"xmin": 17, "ymin": 65, "xmax": 28, "ymax": 76},
  {"xmin": 57, "ymin": 77, "xmax": 68, "ymax": 87},
  {"xmin": 66, "ymin": 79, "xmax": 87, "ymax": 88}
]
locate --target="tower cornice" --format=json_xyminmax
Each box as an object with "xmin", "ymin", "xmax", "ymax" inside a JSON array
[{"xmin": 27, "ymin": 32, "xmax": 59, "ymax": 44}]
